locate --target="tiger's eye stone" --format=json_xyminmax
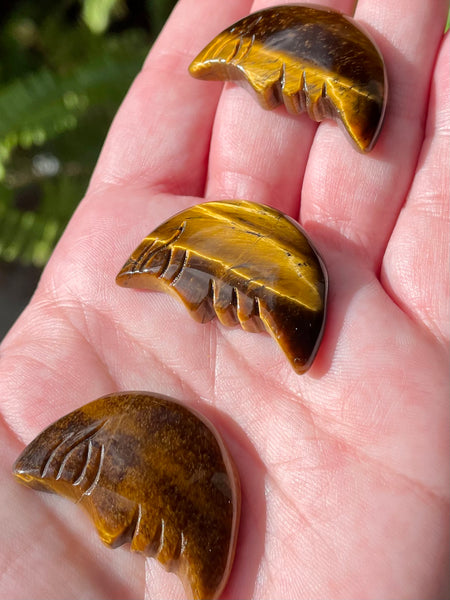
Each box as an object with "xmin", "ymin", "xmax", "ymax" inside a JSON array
[
  {"xmin": 13, "ymin": 392, "xmax": 240, "ymax": 600},
  {"xmin": 189, "ymin": 4, "xmax": 387, "ymax": 152},
  {"xmin": 116, "ymin": 200, "xmax": 327, "ymax": 374}
]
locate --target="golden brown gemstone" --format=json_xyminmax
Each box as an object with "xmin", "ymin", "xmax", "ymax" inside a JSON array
[
  {"xmin": 13, "ymin": 392, "xmax": 240, "ymax": 600},
  {"xmin": 116, "ymin": 200, "xmax": 327, "ymax": 374},
  {"xmin": 189, "ymin": 4, "xmax": 387, "ymax": 152}
]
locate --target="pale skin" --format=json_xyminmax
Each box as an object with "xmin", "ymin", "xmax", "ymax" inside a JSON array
[{"xmin": 1, "ymin": 0, "xmax": 448, "ymax": 598}]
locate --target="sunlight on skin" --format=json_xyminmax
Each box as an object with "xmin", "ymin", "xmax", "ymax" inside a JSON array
[{"xmin": 0, "ymin": 0, "xmax": 449, "ymax": 598}]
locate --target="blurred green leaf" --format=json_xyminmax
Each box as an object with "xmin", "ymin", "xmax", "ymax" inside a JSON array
[
  {"xmin": 82, "ymin": 0, "xmax": 124, "ymax": 34},
  {"xmin": 0, "ymin": 42, "xmax": 147, "ymax": 173},
  {"xmin": 0, "ymin": 0, "xmax": 166, "ymax": 267}
]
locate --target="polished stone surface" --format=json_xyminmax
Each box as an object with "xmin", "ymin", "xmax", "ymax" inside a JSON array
[
  {"xmin": 117, "ymin": 200, "xmax": 327, "ymax": 374},
  {"xmin": 13, "ymin": 392, "xmax": 240, "ymax": 600},
  {"xmin": 189, "ymin": 5, "xmax": 387, "ymax": 152}
]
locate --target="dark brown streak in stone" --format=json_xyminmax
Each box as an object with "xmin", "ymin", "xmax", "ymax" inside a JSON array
[
  {"xmin": 13, "ymin": 392, "xmax": 241, "ymax": 600},
  {"xmin": 116, "ymin": 200, "xmax": 328, "ymax": 374},
  {"xmin": 189, "ymin": 4, "xmax": 387, "ymax": 152}
]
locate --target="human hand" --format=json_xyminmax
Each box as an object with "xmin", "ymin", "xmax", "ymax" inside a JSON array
[{"xmin": 1, "ymin": 0, "xmax": 448, "ymax": 598}]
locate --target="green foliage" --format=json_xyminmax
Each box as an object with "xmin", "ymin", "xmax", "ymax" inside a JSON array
[
  {"xmin": 0, "ymin": 1, "xmax": 447, "ymax": 269},
  {"xmin": 82, "ymin": 0, "xmax": 126, "ymax": 34},
  {"xmin": 0, "ymin": 0, "xmax": 176, "ymax": 267}
]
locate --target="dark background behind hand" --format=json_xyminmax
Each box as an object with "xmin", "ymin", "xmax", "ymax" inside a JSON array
[
  {"xmin": 0, "ymin": 0, "xmax": 177, "ymax": 339},
  {"xmin": 1, "ymin": 0, "xmax": 448, "ymax": 598},
  {"xmin": 0, "ymin": 3, "xmax": 448, "ymax": 340}
]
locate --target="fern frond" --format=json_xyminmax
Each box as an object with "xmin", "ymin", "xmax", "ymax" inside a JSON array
[
  {"xmin": 0, "ymin": 174, "xmax": 86, "ymax": 266},
  {"xmin": 0, "ymin": 51, "xmax": 145, "ymax": 177}
]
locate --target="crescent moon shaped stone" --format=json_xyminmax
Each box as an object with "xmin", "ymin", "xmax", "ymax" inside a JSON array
[
  {"xmin": 116, "ymin": 200, "xmax": 328, "ymax": 374},
  {"xmin": 13, "ymin": 392, "xmax": 240, "ymax": 600},
  {"xmin": 189, "ymin": 4, "xmax": 387, "ymax": 152}
]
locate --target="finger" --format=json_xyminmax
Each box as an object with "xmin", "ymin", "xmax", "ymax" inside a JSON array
[
  {"xmin": 89, "ymin": 0, "xmax": 252, "ymax": 196},
  {"xmin": 381, "ymin": 33, "xmax": 450, "ymax": 345},
  {"xmin": 205, "ymin": 0, "xmax": 357, "ymax": 218},
  {"xmin": 301, "ymin": 0, "xmax": 448, "ymax": 270}
]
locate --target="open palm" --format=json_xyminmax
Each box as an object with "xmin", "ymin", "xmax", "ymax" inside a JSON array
[{"xmin": 1, "ymin": 0, "xmax": 448, "ymax": 598}]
